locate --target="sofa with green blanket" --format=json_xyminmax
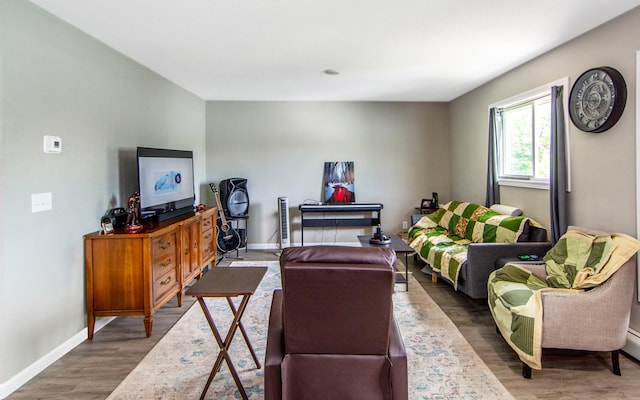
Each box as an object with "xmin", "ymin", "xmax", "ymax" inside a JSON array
[
  {"xmin": 488, "ymin": 226, "xmax": 640, "ymax": 377},
  {"xmin": 408, "ymin": 201, "xmax": 550, "ymax": 299}
]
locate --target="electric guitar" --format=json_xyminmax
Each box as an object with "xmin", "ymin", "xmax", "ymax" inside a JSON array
[{"xmin": 209, "ymin": 183, "xmax": 241, "ymax": 253}]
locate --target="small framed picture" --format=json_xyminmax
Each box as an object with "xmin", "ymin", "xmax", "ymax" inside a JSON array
[
  {"xmin": 102, "ymin": 221, "xmax": 114, "ymax": 234},
  {"xmin": 421, "ymin": 199, "xmax": 432, "ymax": 209}
]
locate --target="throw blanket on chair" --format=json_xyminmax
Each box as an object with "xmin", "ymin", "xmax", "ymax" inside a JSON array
[{"xmin": 488, "ymin": 230, "xmax": 640, "ymax": 370}]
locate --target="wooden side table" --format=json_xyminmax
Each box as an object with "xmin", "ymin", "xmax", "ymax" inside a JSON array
[
  {"xmin": 185, "ymin": 266, "xmax": 267, "ymax": 400},
  {"xmin": 358, "ymin": 234, "xmax": 413, "ymax": 291}
]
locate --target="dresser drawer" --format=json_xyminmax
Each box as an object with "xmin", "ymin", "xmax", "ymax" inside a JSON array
[
  {"xmin": 153, "ymin": 253, "xmax": 177, "ymax": 281},
  {"xmin": 151, "ymin": 232, "xmax": 177, "ymax": 261},
  {"xmin": 201, "ymin": 214, "xmax": 214, "ymax": 233},
  {"xmin": 153, "ymin": 268, "xmax": 178, "ymax": 305},
  {"xmin": 201, "ymin": 228, "xmax": 215, "ymax": 260}
]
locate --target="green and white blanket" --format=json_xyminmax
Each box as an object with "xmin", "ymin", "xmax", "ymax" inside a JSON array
[
  {"xmin": 408, "ymin": 201, "xmax": 541, "ymax": 289},
  {"xmin": 488, "ymin": 230, "xmax": 640, "ymax": 370}
]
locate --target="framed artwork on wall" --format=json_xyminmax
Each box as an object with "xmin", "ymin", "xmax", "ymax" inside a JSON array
[{"xmin": 323, "ymin": 161, "xmax": 355, "ymax": 203}]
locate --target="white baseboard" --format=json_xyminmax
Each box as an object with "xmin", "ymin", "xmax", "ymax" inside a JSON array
[
  {"xmin": 623, "ymin": 328, "xmax": 640, "ymax": 362},
  {"xmin": 0, "ymin": 317, "xmax": 114, "ymax": 399}
]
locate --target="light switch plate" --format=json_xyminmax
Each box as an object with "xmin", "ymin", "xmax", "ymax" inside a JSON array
[{"xmin": 32, "ymin": 192, "xmax": 52, "ymax": 212}]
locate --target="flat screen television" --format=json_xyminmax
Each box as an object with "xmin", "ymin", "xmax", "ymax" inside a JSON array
[{"xmin": 136, "ymin": 147, "xmax": 195, "ymax": 221}]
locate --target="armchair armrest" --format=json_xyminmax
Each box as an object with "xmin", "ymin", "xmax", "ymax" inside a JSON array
[
  {"xmin": 461, "ymin": 242, "xmax": 552, "ymax": 298},
  {"xmin": 265, "ymin": 290, "xmax": 284, "ymax": 400},
  {"xmin": 467, "ymin": 242, "xmax": 552, "ymax": 265},
  {"xmin": 388, "ymin": 317, "xmax": 408, "ymax": 400},
  {"xmin": 514, "ymin": 262, "xmax": 547, "ymax": 279}
]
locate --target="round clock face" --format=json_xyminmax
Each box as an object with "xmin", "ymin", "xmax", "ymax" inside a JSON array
[{"xmin": 569, "ymin": 66, "xmax": 627, "ymax": 133}]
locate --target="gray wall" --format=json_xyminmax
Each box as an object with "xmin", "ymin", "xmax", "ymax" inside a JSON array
[
  {"xmin": 450, "ymin": 7, "xmax": 640, "ymax": 344},
  {"xmin": 1, "ymin": 0, "xmax": 206, "ymax": 387},
  {"xmin": 205, "ymin": 101, "xmax": 451, "ymax": 247}
]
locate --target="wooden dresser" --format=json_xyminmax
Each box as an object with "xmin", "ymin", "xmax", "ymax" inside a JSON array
[{"xmin": 84, "ymin": 208, "xmax": 218, "ymax": 339}]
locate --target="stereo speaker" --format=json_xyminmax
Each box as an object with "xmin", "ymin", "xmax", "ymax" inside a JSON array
[{"xmin": 219, "ymin": 178, "xmax": 249, "ymax": 217}]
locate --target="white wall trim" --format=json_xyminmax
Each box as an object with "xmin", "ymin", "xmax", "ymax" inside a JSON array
[
  {"xmin": 0, "ymin": 317, "xmax": 114, "ymax": 399},
  {"xmin": 498, "ymin": 178, "xmax": 549, "ymax": 190},
  {"xmin": 623, "ymin": 328, "xmax": 640, "ymax": 362}
]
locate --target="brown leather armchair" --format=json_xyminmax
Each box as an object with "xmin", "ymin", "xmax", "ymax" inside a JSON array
[{"xmin": 265, "ymin": 246, "xmax": 408, "ymax": 400}]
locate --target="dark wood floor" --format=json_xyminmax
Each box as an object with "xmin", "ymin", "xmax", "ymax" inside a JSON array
[{"xmin": 7, "ymin": 249, "xmax": 640, "ymax": 399}]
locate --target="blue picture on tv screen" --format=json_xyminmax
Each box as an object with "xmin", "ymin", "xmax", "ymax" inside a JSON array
[
  {"xmin": 154, "ymin": 171, "xmax": 182, "ymax": 193},
  {"xmin": 138, "ymin": 154, "xmax": 194, "ymax": 210}
]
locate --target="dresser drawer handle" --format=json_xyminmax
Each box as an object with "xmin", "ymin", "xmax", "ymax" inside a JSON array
[
  {"xmin": 204, "ymin": 232, "xmax": 212, "ymax": 240},
  {"xmin": 159, "ymin": 240, "xmax": 172, "ymax": 250},
  {"xmin": 160, "ymin": 276, "xmax": 172, "ymax": 286},
  {"xmin": 160, "ymin": 258, "xmax": 172, "ymax": 267},
  {"xmin": 203, "ymin": 220, "xmax": 211, "ymax": 228}
]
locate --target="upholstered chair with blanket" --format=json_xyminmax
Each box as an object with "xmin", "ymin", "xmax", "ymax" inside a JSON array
[
  {"xmin": 265, "ymin": 246, "xmax": 408, "ymax": 400},
  {"xmin": 488, "ymin": 226, "xmax": 640, "ymax": 378}
]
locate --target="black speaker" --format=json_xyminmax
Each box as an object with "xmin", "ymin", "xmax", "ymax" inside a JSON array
[{"xmin": 219, "ymin": 178, "xmax": 249, "ymax": 217}]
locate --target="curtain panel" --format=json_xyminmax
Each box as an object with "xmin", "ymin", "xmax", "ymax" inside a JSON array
[
  {"xmin": 550, "ymin": 85, "xmax": 568, "ymax": 243},
  {"xmin": 485, "ymin": 107, "xmax": 500, "ymax": 207}
]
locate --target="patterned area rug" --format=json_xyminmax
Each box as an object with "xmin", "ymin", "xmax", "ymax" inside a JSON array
[{"xmin": 107, "ymin": 261, "xmax": 513, "ymax": 399}]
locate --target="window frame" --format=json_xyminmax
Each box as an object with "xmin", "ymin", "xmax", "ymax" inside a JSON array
[{"xmin": 489, "ymin": 78, "xmax": 571, "ymax": 191}]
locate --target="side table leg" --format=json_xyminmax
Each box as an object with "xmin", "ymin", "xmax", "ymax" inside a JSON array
[
  {"xmin": 197, "ymin": 296, "xmax": 252, "ymax": 400},
  {"xmin": 405, "ymin": 253, "xmax": 409, "ymax": 291},
  {"xmin": 227, "ymin": 297, "xmax": 261, "ymax": 368}
]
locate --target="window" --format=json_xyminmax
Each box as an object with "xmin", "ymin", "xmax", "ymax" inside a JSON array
[
  {"xmin": 497, "ymin": 95, "xmax": 550, "ymax": 180},
  {"xmin": 491, "ymin": 78, "xmax": 569, "ymax": 190}
]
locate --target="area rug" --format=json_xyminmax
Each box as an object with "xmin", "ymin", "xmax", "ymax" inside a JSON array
[{"xmin": 107, "ymin": 261, "xmax": 514, "ymax": 399}]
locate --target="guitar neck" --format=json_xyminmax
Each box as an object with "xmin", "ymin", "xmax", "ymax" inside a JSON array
[{"xmin": 213, "ymin": 191, "xmax": 229, "ymax": 225}]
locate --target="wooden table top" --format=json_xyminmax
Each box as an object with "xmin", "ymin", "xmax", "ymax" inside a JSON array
[{"xmin": 185, "ymin": 267, "xmax": 267, "ymax": 298}]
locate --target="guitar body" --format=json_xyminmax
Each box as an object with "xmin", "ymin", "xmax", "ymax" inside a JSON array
[
  {"xmin": 216, "ymin": 217, "xmax": 241, "ymax": 253},
  {"xmin": 209, "ymin": 183, "xmax": 241, "ymax": 253}
]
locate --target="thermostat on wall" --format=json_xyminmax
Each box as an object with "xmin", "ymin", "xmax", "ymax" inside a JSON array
[{"xmin": 43, "ymin": 135, "xmax": 62, "ymax": 154}]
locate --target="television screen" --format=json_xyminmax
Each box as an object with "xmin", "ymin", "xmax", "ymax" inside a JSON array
[{"xmin": 137, "ymin": 147, "xmax": 195, "ymax": 220}]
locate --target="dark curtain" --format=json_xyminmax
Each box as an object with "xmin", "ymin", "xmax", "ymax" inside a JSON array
[
  {"xmin": 485, "ymin": 107, "xmax": 500, "ymax": 207},
  {"xmin": 550, "ymin": 86, "xmax": 568, "ymax": 243}
]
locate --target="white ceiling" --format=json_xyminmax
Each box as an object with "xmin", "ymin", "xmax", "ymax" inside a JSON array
[{"xmin": 29, "ymin": 0, "xmax": 640, "ymax": 101}]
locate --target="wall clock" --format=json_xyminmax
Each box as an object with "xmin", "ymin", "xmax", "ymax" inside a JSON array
[{"xmin": 569, "ymin": 66, "xmax": 627, "ymax": 133}]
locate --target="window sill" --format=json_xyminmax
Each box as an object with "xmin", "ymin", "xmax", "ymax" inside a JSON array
[{"xmin": 498, "ymin": 179, "xmax": 549, "ymax": 190}]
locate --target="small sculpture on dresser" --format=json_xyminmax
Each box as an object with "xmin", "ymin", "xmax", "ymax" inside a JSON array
[{"xmin": 125, "ymin": 191, "xmax": 143, "ymax": 233}]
